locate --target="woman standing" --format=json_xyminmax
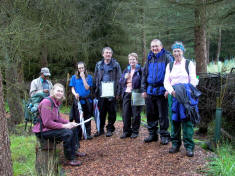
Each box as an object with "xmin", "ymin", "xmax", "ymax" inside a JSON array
[
  {"xmin": 120, "ymin": 53, "xmax": 142, "ymax": 139},
  {"xmin": 32, "ymin": 83, "xmax": 85, "ymax": 166},
  {"xmin": 164, "ymin": 42, "xmax": 199, "ymax": 157},
  {"xmin": 69, "ymin": 62, "xmax": 93, "ymax": 140}
]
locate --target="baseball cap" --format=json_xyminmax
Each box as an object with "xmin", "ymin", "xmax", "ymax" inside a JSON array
[{"xmin": 41, "ymin": 67, "xmax": 51, "ymax": 76}]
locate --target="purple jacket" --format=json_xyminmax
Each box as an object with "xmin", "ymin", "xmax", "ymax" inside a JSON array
[
  {"xmin": 32, "ymin": 96, "xmax": 68, "ymax": 133},
  {"xmin": 119, "ymin": 64, "xmax": 142, "ymax": 97}
]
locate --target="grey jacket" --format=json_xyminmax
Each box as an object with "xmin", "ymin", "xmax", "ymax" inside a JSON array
[
  {"xmin": 30, "ymin": 77, "xmax": 53, "ymax": 97},
  {"xmin": 93, "ymin": 58, "xmax": 122, "ymax": 97}
]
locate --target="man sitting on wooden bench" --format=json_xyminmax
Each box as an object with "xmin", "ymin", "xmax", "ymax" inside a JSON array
[{"xmin": 32, "ymin": 83, "xmax": 86, "ymax": 166}]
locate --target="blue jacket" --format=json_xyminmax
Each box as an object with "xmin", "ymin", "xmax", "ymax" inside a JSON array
[
  {"xmin": 141, "ymin": 48, "xmax": 173, "ymax": 95},
  {"xmin": 69, "ymin": 74, "xmax": 93, "ymax": 104},
  {"xmin": 172, "ymin": 83, "xmax": 201, "ymax": 124},
  {"xmin": 119, "ymin": 64, "xmax": 142, "ymax": 97}
]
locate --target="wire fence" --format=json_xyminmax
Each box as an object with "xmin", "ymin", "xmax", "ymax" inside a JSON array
[{"xmin": 197, "ymin": 70, "xmax": 235, "ymax": 136}]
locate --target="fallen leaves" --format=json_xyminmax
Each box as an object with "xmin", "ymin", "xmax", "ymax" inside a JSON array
[{"xmin": 61, "ymin": 119, "xmax": 213, "ymax": 176}]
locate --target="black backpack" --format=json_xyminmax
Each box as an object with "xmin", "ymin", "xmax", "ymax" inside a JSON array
[{"xmin": 169, "ymin": 59, "xmax": 190, "ymax": 75}]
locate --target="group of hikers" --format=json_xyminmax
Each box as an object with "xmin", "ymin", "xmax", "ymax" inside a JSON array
[{"xmin": 30, "ymin": 38, "xmax": 200, "ymax": 166}]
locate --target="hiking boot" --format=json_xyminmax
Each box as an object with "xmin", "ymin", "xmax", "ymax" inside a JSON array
[
  {"xmin": 106, "ymin": 131, "xmax": 113, "ymax": 137},
  {"xmin": 186, "ymin": 149, "xmax": 194, "ymax": 157},
  {"xmin": 66, "ymin": 159, "xmax": 82, "ymax": 166},
  {"xmin": 120, "ymin": 133, "xmax": 131, "ymax": 139},
  {"xmin": 94, "ymin": 130, "xmax": 104, "ymax": 137},
  {"xmin": 144, "ymin": 135, "xmax": 158, "ymax": 143},
  {"xmin": 75, "ymin": 151, "xmax": 86, "ymax": 157},
  {"xmin": 169, "ymin": 146, "xmax": 180, "ymax": 153},
  {"xmin": 160, "ymin": 137, "xmax": 169, "ymax": 145},
  {"xmin": 86, "ymin": 135, "xmax": 93, "ymax": 140},
  {"xmin": 130, "ymin": 133, "xmax": 138, "ymax": 139}
]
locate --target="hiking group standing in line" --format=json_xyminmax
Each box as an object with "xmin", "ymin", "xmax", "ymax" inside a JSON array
[{"xmin": 30, "ymin": 39, "xmax": 200, "ymax": 166}]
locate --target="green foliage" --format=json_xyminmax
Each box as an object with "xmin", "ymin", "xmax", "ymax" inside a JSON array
[
  {"xmin": 207, "ymin": 59, "xmax": 235, "ymax": 73},
  {"xmin": 207, "ymin": 144, "xmax": 235, "ymax": 176},
  {"xmin": 1, "ymin": 0, "xmax": 235, "ymax": 80},
  {"xmin": 10, "ymin": 135, "xmax": 36, "ymax": 176},
  {"xmin": 116, "ymin": 112, "xmax": 123, "ymax": 121},
  {"xmin": 60, "ymin": 105, "xmax": 70, "ymax": 114},
  {"xmin": 4, "ymin": 101, "xmax": 9, "ymax": 113}
]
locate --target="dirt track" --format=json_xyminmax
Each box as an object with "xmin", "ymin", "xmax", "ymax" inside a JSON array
[{"xmin": 61, "ymin": 119, "xmax": 212, "ymax": 176}]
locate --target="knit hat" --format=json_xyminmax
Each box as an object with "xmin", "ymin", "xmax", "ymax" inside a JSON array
[{"xmin": 172, "ymin": 43, "xmax": 185, "ymax": 52}]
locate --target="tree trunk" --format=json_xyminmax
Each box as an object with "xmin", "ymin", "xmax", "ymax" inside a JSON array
[
  {"xmin": 6, "ymin": 63, "xmax": 24, "ymax": 126},
  {"xmin": 206, "ymin": 33, "xmax": 210, "ymax": 64},
  {"xmin": 140, "ymin": 6, "xmax": 146, "ymax": 65},
  {"xmin": 194, "ymin": 0, "xmax": 207, "ymax": 74},
  {"xmin": 40, "ymin": 45, "xmax": 48, "ymax": 67},
  {"xmin": 216, "ymin": 26, "xmax": 222, "ymax": 62},
  {"xmin": 0, "ymin": 68, "xmax": 13, "ymax": 176}
]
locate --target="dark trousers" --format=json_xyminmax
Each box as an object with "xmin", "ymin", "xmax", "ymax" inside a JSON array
[
  {"xmin": 171, "ymin": 120, "xmax": 195, "ymax": 150},
  {"xmin": 70, "ymin": 99, "xmax": 92, "ymax": 137},
  {"xmin": 80, "ymin": 102, "xmax": 92, "ymax": 136},
  {"xmin": 146, "ymin": 94, "xmax": 170, "ymax": 138},
  {"xmin": 98, "ymin": 97, "xmax": 116, "ymax": 132},
  {"xmin": 122, "ymin": 92, "xmax": 142, "ymax": 134},
  {"xmin": 36, "ymin": 128, "xmax": 79, "ymax": 160}
]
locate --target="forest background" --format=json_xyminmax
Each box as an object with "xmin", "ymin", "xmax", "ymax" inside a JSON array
[
  {"xmin": 0, "ymin": 0, "xmax": 235, "ymax": 175},
  {"xmin": 1, "ymin": 0, "xmax": 235, "ymax": 123}
]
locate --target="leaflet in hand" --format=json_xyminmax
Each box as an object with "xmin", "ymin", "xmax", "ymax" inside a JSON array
[
  {"xmin": 101, "ymin": 81, "xmax": 114, "ymax": 98},
  {"xmin": 131, "ymin": 89, "xmax": 145, "ymax": 106}
]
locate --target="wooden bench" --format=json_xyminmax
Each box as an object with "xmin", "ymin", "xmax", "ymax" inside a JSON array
[{"xmin": 35, "ymin": 137, "xmax": 59, "ymax": 176}]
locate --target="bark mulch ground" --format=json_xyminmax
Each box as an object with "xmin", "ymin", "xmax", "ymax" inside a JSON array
[{"xmin": 61, "ymin": 117, "xmax": 213, "ymax": 176}]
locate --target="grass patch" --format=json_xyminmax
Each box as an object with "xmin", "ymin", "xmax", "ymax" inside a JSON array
[
  {"xmin": 60, "ymin": 105, "xmax": 70, "ymax": 114},
  {"xmin": 207, "ymin": 144, "xmax": 235, "ymax": 176},
  {"xmin": 11, "ymin": 135, "xmax": 36, "ymax": 176},
  {"xmin": 116, "ymin": 112, "xmax": 122, "ymax": 121},
  {"xmin": 5, "ymin": 102, "xmax": 9, "ymax": 113},
  {"xmin": 116, "ymin": 111, "xmax": 147, "ymax": 122}
]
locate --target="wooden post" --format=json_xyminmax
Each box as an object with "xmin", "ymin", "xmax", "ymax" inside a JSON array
[{"xmin": 35, "ymin": 138, "xmax": 59, "ymax": 176}]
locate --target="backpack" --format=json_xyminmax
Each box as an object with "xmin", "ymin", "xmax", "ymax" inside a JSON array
[
  {"xmin": 23, "ymin": 93, "xmax": 54, "ymax": 130},
  {"xmin": 169, "ymin": 59, "xmax": 190, "ymax": 75}
]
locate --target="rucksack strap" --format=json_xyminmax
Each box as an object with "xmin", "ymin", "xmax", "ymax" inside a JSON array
[
  {"xmin": 38, "ymin": 97, "xmax": 55, "ymax": 136},
  {"xmin": 169, "ymin": 59, "xmax": 190, "ymax": 75},
  {"xmin": 185, "ymin": 59, "xmax": 190, "ymax": 75},
  {"xmin": 45, "ymin": 97, "xmax": 55, "ymax": 110},
  {"xmin": 169, "ymin": 61, "xmax": 174, "ymax": 72}
]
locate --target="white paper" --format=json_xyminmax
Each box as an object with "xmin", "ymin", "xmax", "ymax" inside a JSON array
[
  {"xmin": 101, "ymin": 81, "xmax": 114, "ymax": 97},
  {"xmin": 131, "ymin": 90, "xmax": 145, "ymax": 106}
]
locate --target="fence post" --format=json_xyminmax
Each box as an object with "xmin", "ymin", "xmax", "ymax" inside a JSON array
[{"xmin": 214, "ymin": 97, "xmax": 222, "ymax": 143}]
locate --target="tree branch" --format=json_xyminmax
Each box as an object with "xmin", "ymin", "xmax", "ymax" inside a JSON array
[{"xmin": 222, "ymin": 8, "xmax": 235, "ymax": 19}]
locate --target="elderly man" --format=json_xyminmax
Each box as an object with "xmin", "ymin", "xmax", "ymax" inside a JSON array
[
  {"xmin": 93, "ymin": 47, "xmax": 122, "ymax": 137},
  {"xmin": 141, "ymin": 39, "xmax": 173, "ymax": 144},
  {"xmin": 30, "ymin": 67, "xmax": 53, "ymax": 97}
]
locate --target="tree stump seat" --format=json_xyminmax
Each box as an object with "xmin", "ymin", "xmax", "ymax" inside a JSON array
[{"xmin": 35, "ymin": 136, "xmax": 60, "ymax": 176}]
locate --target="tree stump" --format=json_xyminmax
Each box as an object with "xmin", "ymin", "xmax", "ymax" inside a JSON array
[{"xmin": 35, "ymin": 137, "xmax": 59, "ymax": 176}]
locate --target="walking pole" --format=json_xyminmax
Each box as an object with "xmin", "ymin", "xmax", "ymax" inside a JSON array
[
  {"xmin": 93, "ymin": 98, "xmax": 100, "ymax": 133},
  {"xmin": 77, "ymin": 101, "xmax": 87, "ymax": 140}
]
